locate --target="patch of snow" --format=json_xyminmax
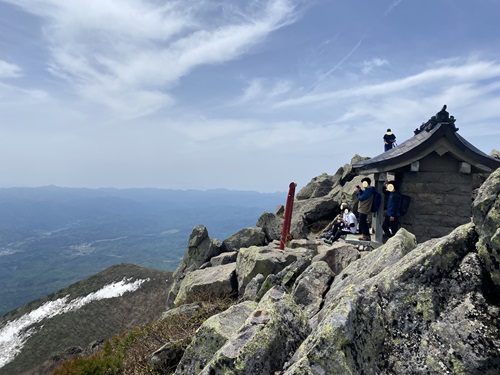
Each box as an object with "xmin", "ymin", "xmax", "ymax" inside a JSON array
[
  {"xmin": 69, "ymin": 243, "xmax": 95, "ymax": 256},
  {"xmin": 0, "ymin": 248, "xmax": 20, "ymax": 257},
  {"xmin": 0, "ymin": 277, "xmax": 149, "ymax": 368}
]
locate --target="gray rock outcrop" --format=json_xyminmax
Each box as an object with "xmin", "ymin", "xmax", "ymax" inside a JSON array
[
  {"xmin": 221, "ymin": 226, "xmax": 267, "ymax": 252},
  {"xmin": 200, "ymin": 287, "xmax": 310, "ymax": 375},
  {"xmin": 174, "ymin": 263, "xmax": 237, "ymax": 306},
  {"xmin": 236, "ymin": 245, "xmax": 312, "ymax": 294},
  {"xmin": 165, "ymin": 160, "xmax": 500, "ymax": 375},
  {"xmin": 174, "ymin": 301, "xmax": 257, "ymax": 375},
  {"xmin": 167, "ymin": 225, "xmax": 222, "ymax": 307},
  {"xmin": 256, "ymin": 212, "xmax": 283, "ymax": 242}
]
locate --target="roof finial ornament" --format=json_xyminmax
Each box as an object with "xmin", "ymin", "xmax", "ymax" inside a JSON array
[{"xmin": 414, "ymin": 105, "xmax": 459, "ymax": 135}]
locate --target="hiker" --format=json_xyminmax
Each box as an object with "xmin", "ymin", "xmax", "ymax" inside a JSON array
[
  {"xmin": 355, "ymin": 177, "xmax": 375, "ymax": 241},
  {"xmin": 321, "ymin": 203, "xmax": 357, "ymax": 244},
  {"xmin": 382, "ymin": 181, "xmax": 402, "ymax": 239},
  {"xmin": 383, "ymin": 128, "xmax": 396, "ymax": 151}
]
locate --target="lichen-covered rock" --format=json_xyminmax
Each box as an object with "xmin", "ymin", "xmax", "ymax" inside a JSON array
[
  {"xmin": 174, "ymin": 301, "xmax": 257, "ymax": 375},
  {"xmin": 211, "ymin": 251, "xmax": 237, "ymax": 266},
  {"xmin": 312, "ymin": 241, "xmax": 360, "ymax": 275},
  {"xmin": 167, "ymin": 225, "xmax": 223, "ymax": 307},
  {"xmin": 291, "ymin": 261, "xmax": 334, "ymax": 319},
  {"xmin": 472, "ymin": 166, "xmax": 500, "ymax": 299},
  {"xmin": 222, "ymin": 227, "xmax": 267, "ymax": 252},
  {"xmin": 285, "ymin": 223, "xmax": 500, "ymax": 374},
  {"xmin": 200, "ymin": 287, "xmax": 310, "ymax": 375},
  {"xmin": 256, "ymin": 257, "xmax": 312, "ymax": 301},
  {"xmin": 236, "ymin": 246, "xmax": 311, "ymax": 294},
  {"xmin": 242, "ymin": 274, "xmax": 265, "ymax": 302},
  {"xmin": 174, "ymin": 263, "xmax": 237, "ymax": 306}
]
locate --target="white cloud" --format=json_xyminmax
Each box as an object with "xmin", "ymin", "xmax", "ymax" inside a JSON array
[
  {"xmin": 0, "ymin": 278, "xmax": 148, "ymax": 368},
  {"xmin": 236, "ymin": 78, "xmax": 292, "ymax": 104},
  {"xmin": 0, "ymin": 60, "xmax": 22, "ymax": 78},
  {"xmin": 384, "ymin": 0, "xmax": 403, "ymax": 16},
  {"xmin": 361, "ymin": 58, "xmax": 389, "ymax": 74},
  {"xmin": 275, "ymin": 60, "xmax": 500, "ymax": 108},
  {"xmin": 4, "ymin": 0, "xmax": 300, "ymax": 118}
]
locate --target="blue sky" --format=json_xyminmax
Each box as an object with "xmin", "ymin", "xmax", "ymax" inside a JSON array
[{"xmin": 1, "ymin": 0, "xmax": 499, "ymax": 192}]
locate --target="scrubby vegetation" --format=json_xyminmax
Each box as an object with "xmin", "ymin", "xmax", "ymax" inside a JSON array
[{"xmin": 53, "ymin": 293, "xmax": 236, "ymax": 375}]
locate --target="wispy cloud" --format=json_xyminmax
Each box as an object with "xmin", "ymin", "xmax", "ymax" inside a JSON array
[
  {"xmin": 308, "ymin": 39, "xmax": 362, "ymax": 90},
  {"xmin": 0, "ymin": 277, "xmax": 148, "ymax": 368},
  {"xmin": 361, "ymin": 58, "xmax": 389, "ymax": 74},
  {"xmin": 0, "ymin": 60, "xmax": 22, "ymax": 78},
  {"xmin": 4, "ymin": 0, "xmax": 301, "ymax": 118},
  {"xmin": 236, "ymin": 78, "xmax": 292, "ymax": 104},
  {"xmin": 384, "ymin": 0, "xmax": 403, "ymax": 16},
  {"xmin": 275, "ymin": 60, "xmax": 500, "ymax": 108}
]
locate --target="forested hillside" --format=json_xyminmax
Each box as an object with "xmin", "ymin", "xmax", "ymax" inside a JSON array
[{"xmin": 0, "ymin": 187, "xmax": 284, "ymax": 316}]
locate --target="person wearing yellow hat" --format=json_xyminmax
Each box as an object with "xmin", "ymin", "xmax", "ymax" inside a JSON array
[
  {"xmin": 383, "ymin": 128, "xmax": 396, "ymax": 151},
  {"xmin": 382, "ymin": 181, "xmax": 401, "ymax": 238}
]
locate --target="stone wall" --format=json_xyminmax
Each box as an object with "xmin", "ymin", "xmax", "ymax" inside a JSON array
[{"xmin": 400, "ymin": 167, "xmax": 472, "ymax": 242}]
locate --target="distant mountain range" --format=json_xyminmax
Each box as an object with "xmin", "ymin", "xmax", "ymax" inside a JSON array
[{"xmin": 0, "ymin": 186, "xmax": 285, "ymax": 317}]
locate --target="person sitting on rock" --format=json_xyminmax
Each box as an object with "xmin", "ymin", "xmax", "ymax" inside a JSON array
[{"xmin": 321, "ymin": 204, "xmax": 357, "ymax": 244}]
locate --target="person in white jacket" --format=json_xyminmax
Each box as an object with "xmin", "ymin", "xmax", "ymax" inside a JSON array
[{"xmin": 321, "ymin": 203, "xmax": 357, "ymax": 244}]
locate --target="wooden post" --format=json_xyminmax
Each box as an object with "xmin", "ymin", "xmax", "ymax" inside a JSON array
[{"xmin": 280, "ymin": 182, "xmax": 297, "ymax": 250}]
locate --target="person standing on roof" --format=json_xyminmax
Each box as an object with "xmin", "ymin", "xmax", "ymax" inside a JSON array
[
  {"xmin": 356, "ymin": 177, "xmax": 375, "ymax": 241},
  {"xmin": 383, "ymin": 129, "xmax": 396, "ymax": 151}
]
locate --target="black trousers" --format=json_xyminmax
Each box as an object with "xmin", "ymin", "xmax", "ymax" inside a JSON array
[
  {"xmin": 382, "ymin": 215, "xmax": 400, "ymax": 238},
  {"xmin": 359, "ymin": 213, "xmax": 370, "ymax": 236}
]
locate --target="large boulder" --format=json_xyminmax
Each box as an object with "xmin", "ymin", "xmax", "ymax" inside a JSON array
[
  {"xmin": 285, "ymin": 223, "xmax": 500, "ymax": 374},
  {"xmin": 222, "ymin": 227, "xmax": 267, "ymax": 252},
  {"xmin": 174, "ymin": 263, "xmax": 237, "ymax": 307},
  {"xmin": 290, "ymin": 197, "xmax": 338, "ymax": 239},
  {"xmin": 174, "ymin": 301, "xmax": 257, "ymax": 375},
  {"xmin": 242, "ymin": 274, "xmax": 265, "ymax": 302},
  {"xmin": 210, "ymin": 251, "xmax": 237, "ymax": 266},
  {"xmin": 256, "ymin": 212, "xmax": 283, "ymax": 242},
  {"xmin": 291, "ymin": 261, "xmax": 334, "ymax": 319},
  {"xmin": 312, "ymin": 241, "xmax": 360, "ymax": 275},
  {"xmin": 296, "ymin": 173, "xmax": 340, "ymax": 200},
  {"xmin": 167, "ymin": 225, "xmax": 222, "ymax": 307},
  {"xmin": 200, "ymin": 287, "xmax": 310, "ymax": 375},
  {"xmin": 255, "ymin": 257, "xmax": 312, "ymax": 301},
  {"xmin": 236, "ymin": 245, "xmax": 312, "ymax": 294},
  {"xmin": 472, "ymin": 166, "xmax": 500, "ymax": 301}
]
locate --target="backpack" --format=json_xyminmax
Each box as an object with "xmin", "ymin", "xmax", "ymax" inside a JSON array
[
  {"xmin": 370, "ymin": 190, "xmax": 382, "ymax": 213},
  {"xmin": 399, "ymin": 194, "xmax": 411, "ymax": 216}
]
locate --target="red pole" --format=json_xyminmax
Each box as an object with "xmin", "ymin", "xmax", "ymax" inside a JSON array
[{"xmin": 280, "ymin": 182, "xmax": 297, "ymax": 250}]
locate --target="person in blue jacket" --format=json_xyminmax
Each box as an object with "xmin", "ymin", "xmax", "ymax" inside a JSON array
[
  {"xmin": 382, "ymin": 181, "xmax": 401, "ymax": 238},
  {"xmin": 355, "ymin": 177, "xmax": 375, "ymax": 241}
]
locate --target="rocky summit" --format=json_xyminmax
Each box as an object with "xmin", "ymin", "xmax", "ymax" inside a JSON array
[
  {"xmin": 163, "ymin": 159, "xmax": 500, "ymax": 374},
  {"xmin": 2, "ymin": 155, "xmax": 499, "ymax": 374}
]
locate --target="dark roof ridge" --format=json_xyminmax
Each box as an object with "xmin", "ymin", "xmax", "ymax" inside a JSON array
[{"xmin": 353, "ymin": 122, "xmax": 500, "ymax": 173}]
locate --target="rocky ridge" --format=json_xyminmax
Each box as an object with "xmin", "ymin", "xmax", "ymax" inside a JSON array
[{"xmin": 162, "ymin": 156, "xmax": 500, "ymax": 374}]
